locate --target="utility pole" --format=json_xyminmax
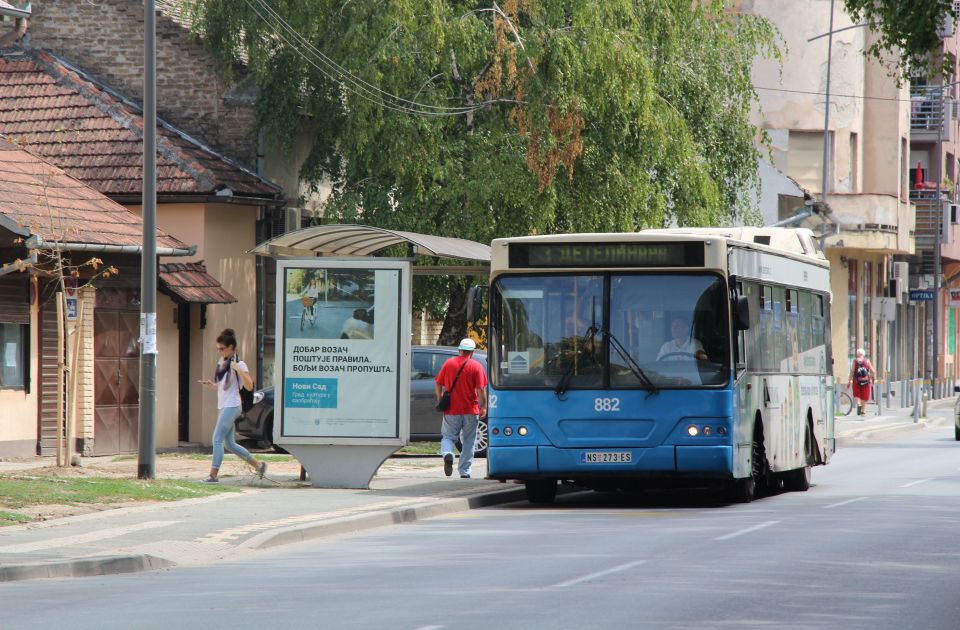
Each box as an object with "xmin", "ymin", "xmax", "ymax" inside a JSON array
[
  {"xmin": 138, "ymin": 0, "xmax": 157, "ymax": 479},
  {"xmin": 933, "ymin": 83, "xmax": 945, "ymax": 398},
  {"xmin": 820, "ymin": 0, "xmax": 835, "ymax": 201}
]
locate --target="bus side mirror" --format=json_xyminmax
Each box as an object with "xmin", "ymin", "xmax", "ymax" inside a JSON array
[
  {"xmin": 466, "ymin": 286, "xmax": 486, "ymax": 323},
  {"xmin": 733, "ymin": 296, "xmax": 750, "ymax": 331}
]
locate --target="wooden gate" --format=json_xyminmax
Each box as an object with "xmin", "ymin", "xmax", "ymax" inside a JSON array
[{"xmin": 92, "ymin": 301, "xmax": 140, "ymax": 455}]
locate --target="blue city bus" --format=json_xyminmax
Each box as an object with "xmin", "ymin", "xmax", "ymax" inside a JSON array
[{"xmin": 484, "ymin": 228, "xmax": 834, "ymax": 503}]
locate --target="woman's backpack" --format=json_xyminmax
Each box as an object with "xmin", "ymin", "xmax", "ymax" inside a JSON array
[{"xmin": 854, "ymin": 361, "xmax": 870, "ymax": 386}]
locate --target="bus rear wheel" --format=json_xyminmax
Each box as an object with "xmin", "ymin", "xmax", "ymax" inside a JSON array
[
  {"xmin": 728, "ymin": 437, "xmax": 763, "ymax": 503},
  {"xmin": 783, "ymin": 423, "xmax": 813, "ymax": 492},
  {"xmin": 525, "ymin": 479, "xmax": 558, "ymax": 504}
]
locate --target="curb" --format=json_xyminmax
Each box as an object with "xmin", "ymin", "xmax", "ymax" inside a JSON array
[
  {"xmin": 0, "ymin": 554, "xmax": 173, "ymax": 583},
  {"xmin": 242, "ymin": 485, "xmax": 528, "ymax": 550},
  {"xmin": 0, "ymin": 486, "xmax": 526, "ymax": 582}
]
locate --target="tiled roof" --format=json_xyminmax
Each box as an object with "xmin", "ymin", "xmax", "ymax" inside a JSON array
[
  {"xmin": 0, "ymin": 49, "xmax": 281, "ymax": 199},
  {"xmin": 0, "ymin": 136, "xmax": 185, "ymax": 248},
  {"xmin": 158, "ymin": 262, "xmax": 237, "ymax": 304}
]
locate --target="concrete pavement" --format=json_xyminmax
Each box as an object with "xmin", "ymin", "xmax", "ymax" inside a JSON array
[{"xmin": 1, "ymin": 397, "xmax": 955, "ymax": 583}]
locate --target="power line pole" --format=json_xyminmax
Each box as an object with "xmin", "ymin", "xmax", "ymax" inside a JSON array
[
  {"xmin": 138, "ymin": 0, "xmax": 157, "ymax": 479},
  {"xmin": 820, "ymin": 0, "xmax": 835, "ymax": 201},
  {"xmin": 933, "ymin": 83, "xmax": 945, "ymax": 398}
]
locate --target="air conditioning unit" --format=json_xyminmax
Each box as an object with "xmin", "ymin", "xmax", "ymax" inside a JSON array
[
  {"xmin": 892, "ymin": 261, "xmax": 910, "ymax": 281},
  {"xmin": 888, "ymin": 277, "xmax": 904, "ymax": 305},
  {"xmin": 284, "ymin": 207, "xmax": 302, "ymax": 234}
]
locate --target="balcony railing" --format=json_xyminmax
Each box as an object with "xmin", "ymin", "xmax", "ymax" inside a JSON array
[{"xmin": 911, "ymin": 86, "xmax": 954, "ymax": 140}]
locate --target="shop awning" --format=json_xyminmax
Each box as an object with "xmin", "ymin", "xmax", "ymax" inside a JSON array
[{"xmin": 158, "ymin": 262, "xmax": 237, "ymax": 304}]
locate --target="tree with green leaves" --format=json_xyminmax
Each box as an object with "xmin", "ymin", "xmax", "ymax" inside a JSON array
[
  {"xmin": 844, "ymin": 0, "xmax": 957, "ymax": 81},
  {"xmin": 189, "ymin": 0, "xmax": 778, "ymax": 342}
]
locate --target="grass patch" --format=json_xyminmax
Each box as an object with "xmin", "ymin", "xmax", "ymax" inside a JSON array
[
  {"xmin": 397, "ymin": 442, "xmax": 440, "ymax": 455},
  {"xmin": 112, "ymin": 453, "xmax": 295, "ymax": 463},
  {"xmin": 0, "ymin": 510, "xmax": 35, "ymax": 526},
  {"xmin": 0, "ymin": 475, "xmax": 237, "ymax": 511}
]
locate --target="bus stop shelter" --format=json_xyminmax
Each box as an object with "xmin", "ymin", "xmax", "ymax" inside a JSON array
[
  {"xmin": 248, "ymin": 224, "xmax": 490, "ymax": 488},
  {"xmin": 250, "ymin": 223, "xmax": 490, "ymax": 274}
]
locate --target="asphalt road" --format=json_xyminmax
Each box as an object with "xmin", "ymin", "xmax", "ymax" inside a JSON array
[{"xmin": 4, "ymin": 425, "xmax": 960, "ymax": 630}]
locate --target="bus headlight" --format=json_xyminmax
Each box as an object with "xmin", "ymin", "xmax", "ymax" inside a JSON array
[
  {"xmin": 702, "ymin": 426, "xmax": 712, "ymax": 436},
  {"xmin": 717, "ymin": 426, "xmax": 728, "ymax": 435},
  {"xmin": 504, "ymin": 427, "xmax": 513, "ymax": 436},
  {"xmin": 518, "ymin": 426, "xmax": 528, "ymax": 436},
  {"xmin": 687, "ymin": 425, "xmax": 699, "ymax": 437}
]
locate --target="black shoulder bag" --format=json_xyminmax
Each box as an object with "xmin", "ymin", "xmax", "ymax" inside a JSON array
[
  {"xmin": 234, "ymin": 357, "xmax": 254, "ymax": 413},
  {"xmin": 435, "ymin": 360, "xmax": 469, "ymax": 412}
]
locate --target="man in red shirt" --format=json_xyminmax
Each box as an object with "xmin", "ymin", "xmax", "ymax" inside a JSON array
[{"xmin": 435, "ymin": 338, "xmax": 488, "ymax": 478}]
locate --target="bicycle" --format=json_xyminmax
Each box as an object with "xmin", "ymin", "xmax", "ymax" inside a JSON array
[
  {"xmin": 836, "ymin": 389, "xmax": 854, "ymax": 416},
  {"xmin": 300, "ymin": 296, "xmax": 317, "ymax": 331}
]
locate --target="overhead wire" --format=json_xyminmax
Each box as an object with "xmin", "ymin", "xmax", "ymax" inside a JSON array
[{"xmin": 244, "ymin": 0, "xmax": 489, "ymax": 117}]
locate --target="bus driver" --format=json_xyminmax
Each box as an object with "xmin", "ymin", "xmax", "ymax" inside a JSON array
[{"xmin": 656, "ymin": 316, "xmax": 708, "ymax": 362}]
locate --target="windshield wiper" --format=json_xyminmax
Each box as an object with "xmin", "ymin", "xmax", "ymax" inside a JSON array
[
  {"xmin": 603, "ymin": 329, "xmax": 659, "ymax": 397},
  {"xmin": 554, "ymin": 325, "xmax": 599, "ymax": 400}
]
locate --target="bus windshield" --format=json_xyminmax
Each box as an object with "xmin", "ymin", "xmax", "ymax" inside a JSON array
[{"xmin": 492, "ymin": 273, "xmax": 730, "ymax": 389}]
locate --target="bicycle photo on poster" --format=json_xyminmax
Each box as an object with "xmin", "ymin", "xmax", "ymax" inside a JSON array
[{"xmin": 284, "ymin": 268, "xmax": 375, "ymax": 340}]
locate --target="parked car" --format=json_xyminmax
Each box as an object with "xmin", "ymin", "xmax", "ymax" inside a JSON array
[
  {"xmin": 954, "ymin": 385, "xmax": 960, "ymax": 441},
  {"xmin": 236, "ymin": 346, "xmax": 489, "ymax": 455},
  {"xmin": 340, "ymin": 305, "xmax": 374, "ymax": 339}
]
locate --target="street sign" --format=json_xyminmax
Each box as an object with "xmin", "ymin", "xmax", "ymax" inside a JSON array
[
  {"xmin": 909, "ymin": 289, "xmax": 934, "ymax": 302},
  {"xmin": 64, "ymin": 277, "xmax": 78, "ymax": 321},
  {"xmin": 949, "ymin": 288, "xmax": 960, "ymax": 308},
  {"xmin": 870, "ymin": 297, "xmax": 897, "ymax": 321}
]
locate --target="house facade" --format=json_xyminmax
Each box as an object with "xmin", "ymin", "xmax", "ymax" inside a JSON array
[
  {"xmin": 0, "ymin": 136, "xmax": 188, "ymax": 458},
  {"xmin": 740, "ymin": 0, "xmax": 917, "ymax": 391},
  {"xmin": 0, "ymin": 46, "xmax": 284, "ymax": 453}
]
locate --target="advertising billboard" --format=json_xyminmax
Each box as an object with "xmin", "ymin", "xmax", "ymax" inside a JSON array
[{"xmin": 275, "ymin": 259, "xmax": 410, "ymax": 445}]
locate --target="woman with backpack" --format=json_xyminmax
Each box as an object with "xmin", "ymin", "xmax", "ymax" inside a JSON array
[
  {"xmin": 197, "ymin": 328, "xmax": 267, "ymax": 483},
  {"xmin": 847, "ymin": 348, "xmax": 875, "ymax": 416}
]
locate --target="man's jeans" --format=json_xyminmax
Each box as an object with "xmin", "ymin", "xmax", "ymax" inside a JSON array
[{"xmin": 440, "ymin": 414, "xmax": 479, "ymax": 477}]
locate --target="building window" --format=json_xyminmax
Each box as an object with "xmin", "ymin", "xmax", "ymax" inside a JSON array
[
  {"xmin": 788, "ymin": 130, "xmax": 831, "ymax": 194},
  {"xmin": 0, "ymin": 322, "xmax": 27, "ymax": 389},
  {"xmin": 849, "ymin": 132, "xmax": 858, "ymax": 192}
]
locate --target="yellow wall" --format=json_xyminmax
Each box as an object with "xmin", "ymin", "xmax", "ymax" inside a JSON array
[
  {"xmin": 0, "ymin": 281, "xmax": 39, "ymax": 457},
  {"xmin": 156, "ymin": 293, "xmax": 180, "ymax": 449},
  {"xmin": 130, "ymin": 201, "xmax": 260, "ymax": 447}
]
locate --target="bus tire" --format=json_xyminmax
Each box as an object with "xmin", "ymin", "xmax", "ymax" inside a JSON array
[
  {"xmin": 728, "ymin": 429, "xmax": 764, "ymax": 503},
  {"xmin": 783, "ymin": 421, "xmax": 812, "ymax": 492},
  {"xmin": 525, "ymin": 479, "xmax": 558, "ymax": 504}
]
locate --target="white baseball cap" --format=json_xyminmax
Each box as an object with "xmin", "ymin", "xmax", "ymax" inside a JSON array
[{"xmin": 458, "ymin": 338, "xmax": 476, "ymax": 351}]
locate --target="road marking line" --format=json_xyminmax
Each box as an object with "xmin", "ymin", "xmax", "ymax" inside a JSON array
[
  {"xmin": 0, "ymin": 521, "xmax": 180, "ymax": 554},
  {"xmin": 900, "ymin": 478, "xmax": 933, "ymax": 488},
  {"xmin": 550, "ymin": 559, "xmax": 647, "ymax": 588},
  {"xmin": 823, "ymin": 497, "xmax": 867, "ymax": 509},
  {"xmin": 714, "ymin": 520, "xmax": 779, "ymax": 541}
]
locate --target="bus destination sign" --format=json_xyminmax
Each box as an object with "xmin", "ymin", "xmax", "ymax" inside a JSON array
[{"xmin": 509, "ymin": 241, "xmax": 705, "ymax": 268}]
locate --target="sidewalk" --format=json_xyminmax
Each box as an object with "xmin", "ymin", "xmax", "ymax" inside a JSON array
[
  {"xmin": 0, "ymin": 455, "xmax": 522, "ymax": 583},
  {"xmin": 2, "ymin": 398, "xmax": 955, "ymax": 583},
  {"xmin": 834, "ymin": 394, "xmax": 954, "ymax": 443}
]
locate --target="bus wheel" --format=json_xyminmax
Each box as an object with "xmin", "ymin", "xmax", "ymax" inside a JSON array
[
  {"xmin": 728, "ymin": 437, "xmax": 763, "ymax": 503},
  {"xmin": 525, "ymin": 479, "xmax": 558, "ymax": 504},
  {"xmin": 783, "ymin": 423, "xmax": 813, "ymax": 492}
]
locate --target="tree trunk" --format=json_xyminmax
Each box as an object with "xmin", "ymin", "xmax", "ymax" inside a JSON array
[{"xmin": 436, "ymin": 278, "xmax": 470, "ymax": 346}]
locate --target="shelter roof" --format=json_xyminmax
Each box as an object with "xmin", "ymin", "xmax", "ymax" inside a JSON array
[
  {"xmin": 0, "ymin": 135, "xmax": 185, "ymax": 249},
  {"xmin": 158, "ymin": 262, "xmax": 236, "ymax": 304},
  {"xmin": 0, "ymin": 49, "xmax": 282, "ymax": 200},
  {"xmin": 250, "ymin": 224, "xmax": 491, "ymax": 264}
]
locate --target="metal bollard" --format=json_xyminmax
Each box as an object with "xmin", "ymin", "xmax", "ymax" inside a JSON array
[{"xmin": 913, "ymin": 381, "xmax": 921, "ymax": 423}]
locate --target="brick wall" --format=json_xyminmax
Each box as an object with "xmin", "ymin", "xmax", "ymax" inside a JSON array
[
  {"xmin": 28, "ymin": 0, "xmax": 256, "ymax": 164},
  {"xmin": 77, "ymin": 287, "xmax": 95, "ymax": 455}
]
